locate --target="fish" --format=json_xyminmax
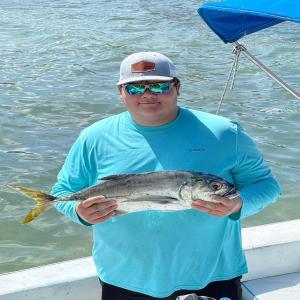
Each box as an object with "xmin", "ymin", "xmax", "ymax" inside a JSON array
[{"xmin": 8, "ymin": 170, "xmax": 239, "ymax": 224}]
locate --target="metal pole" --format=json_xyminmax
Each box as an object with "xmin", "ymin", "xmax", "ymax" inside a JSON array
[{"xmin": 234, "ymin": 42, "xmax": 300, "ymax": 100}]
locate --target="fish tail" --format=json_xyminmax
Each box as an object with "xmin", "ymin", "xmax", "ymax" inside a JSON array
[{"xmin": 8, "ymin": 184, "xmax": 57, "ymax": 224}]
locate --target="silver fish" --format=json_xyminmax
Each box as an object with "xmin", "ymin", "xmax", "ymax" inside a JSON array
[{"xmin": 9, "ymin": 170, "xmax": 238, "ymax": 224}]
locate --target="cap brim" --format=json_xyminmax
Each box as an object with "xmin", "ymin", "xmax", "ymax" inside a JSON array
[{"xmin": 117, "ymin": 75, "xmax": 174, "ymax": 85}]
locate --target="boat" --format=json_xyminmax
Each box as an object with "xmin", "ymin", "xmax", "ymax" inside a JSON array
[
  {"xmin": 1, "ymin": 1, "xmax": 299, "ymax": 299},
  {"xmin": 1, "ymin": 219, "xmax": 300, "ymax": 299},
  {"xmin": 197, "ymin": 0, "xmax": 300, "ymax": 298}
]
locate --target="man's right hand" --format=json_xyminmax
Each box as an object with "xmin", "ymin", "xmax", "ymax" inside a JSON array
[{"xmin": 76, "ymin": 196, "xmax": 118, "ymax": 224}]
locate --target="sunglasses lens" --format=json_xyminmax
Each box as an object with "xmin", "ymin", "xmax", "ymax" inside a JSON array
[
  {"xmin": 150, "ymin": 82, "xmax": 170, "ymax": 94},
  {"xmin": 125, "ymin": 84, "xmax": 145, "ymax": 95},
  {"xmin": 124, "ymin": 82, "xmax": 173, "ymax": 95}
]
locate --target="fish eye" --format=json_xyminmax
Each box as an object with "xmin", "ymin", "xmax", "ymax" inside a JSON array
[{"xmin": 210, "ymin": 182, "xmax": 222, "ymax": 191}]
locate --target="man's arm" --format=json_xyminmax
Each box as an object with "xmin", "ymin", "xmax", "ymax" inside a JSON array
[
  {"xmin": 51, "ymin": 134, "xmax": 118, "ymax": 225},
  {"xmin": 192, "ymin": 122, "xmax": 281, "ymax": 219}
]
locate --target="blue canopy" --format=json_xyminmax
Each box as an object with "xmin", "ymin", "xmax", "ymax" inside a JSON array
[{"xmin": 198, "ymin": 0, "xmax": 300, "ymax": 43}]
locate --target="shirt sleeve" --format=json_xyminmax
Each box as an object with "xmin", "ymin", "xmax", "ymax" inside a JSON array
[
  {"xmin": 51, "ymin": 133, "xmax": 95, "ymax": 226},
  {"xmin": 230, "ymin": 122, "xmax": 281, "ymax": 220}
]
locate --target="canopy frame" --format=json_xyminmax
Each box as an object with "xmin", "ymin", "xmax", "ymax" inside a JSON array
[
  {"xmin": 216, "ymin": 42, "xmax": 300, "ymax": 114},
  {"xmin": 198, "ymin": 1, "xmax": 300, "ymax": 113}
]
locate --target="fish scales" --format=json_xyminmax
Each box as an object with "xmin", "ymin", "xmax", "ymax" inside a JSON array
[{"xmin": 61, "ymin": 171, "xmax": 187, "ymax": 202}]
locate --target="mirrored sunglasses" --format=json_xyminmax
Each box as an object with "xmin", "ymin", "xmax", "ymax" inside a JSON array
[{"xmin": 123, "ymin": 82, "xmax": 175, "ymax": 95}]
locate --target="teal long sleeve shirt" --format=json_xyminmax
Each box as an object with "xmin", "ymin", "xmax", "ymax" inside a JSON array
[{"xmin": 52, "ymin": 107, "xmax": 281, "ymax": 297}]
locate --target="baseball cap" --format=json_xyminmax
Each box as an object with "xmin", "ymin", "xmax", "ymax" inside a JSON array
[{"xmin": 117, "ymin": 51, "xmax": 177, "ymax": 85}]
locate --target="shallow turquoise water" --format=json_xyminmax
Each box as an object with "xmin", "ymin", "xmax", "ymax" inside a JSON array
[{"xmin": 0, "ymin": 0, "xmax": 299, "ymax": 273}]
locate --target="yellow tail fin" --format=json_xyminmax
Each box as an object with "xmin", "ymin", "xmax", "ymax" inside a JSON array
[{"xmin": 9, "ymin": 184, "xmax": 56, "ymax": 224}]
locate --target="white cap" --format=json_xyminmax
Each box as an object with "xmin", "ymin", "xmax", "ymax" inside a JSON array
[{"xmin": 117, "ymin": 51, "xmax": 177, "ymax": 85}]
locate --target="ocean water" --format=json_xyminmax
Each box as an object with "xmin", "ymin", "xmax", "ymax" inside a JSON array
[{"xmin": 0, "ymin": 0, "xmax": 299, "ymax": 273}]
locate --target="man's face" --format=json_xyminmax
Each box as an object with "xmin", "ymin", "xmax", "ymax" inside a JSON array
[{"xmin": 119, "ymin": 80, "xmax": 180, "ymax": 126}]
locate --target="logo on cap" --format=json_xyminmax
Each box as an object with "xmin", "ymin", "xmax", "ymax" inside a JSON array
[{"xmin": 131, "ymin": 61, "xmax": 156, "ymax": 73}]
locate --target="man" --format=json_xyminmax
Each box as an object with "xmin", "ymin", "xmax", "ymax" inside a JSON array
[{"xmin": 52, "ymin": 51, "xmax": 281, "ymax": 300}]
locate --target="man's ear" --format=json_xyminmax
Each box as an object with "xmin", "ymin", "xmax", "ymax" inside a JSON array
[
  {"xmin": 176, "ymin": 81, "xmax": 181, "ymax": 96},
  {"xmin": 118, "ymin": 85, "xmax": 125, "ymax": 101}
]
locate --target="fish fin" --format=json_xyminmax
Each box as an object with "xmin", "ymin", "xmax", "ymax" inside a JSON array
[
  {"xmin": 114, "ymin": 209, "xmax": 128, "ymax": 216},
  {"xmin": 132, "ymin": 195, "xmax": 178, "ymax": 204},
  {"xmin": 101, "ymin": 174, "xmax": 134, "ymax": 181},
  {"xmin": 155, "ymin": 197, "xmax": 177, "ymax": 204},
  {"xmin": 8, "ymin": 184, "xmax": 56, "ymax": 224}
]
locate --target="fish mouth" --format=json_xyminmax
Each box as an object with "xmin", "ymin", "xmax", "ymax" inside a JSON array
[{"xmin": 223, "ymin": 186, "xmax": 239, "ymax": 199}]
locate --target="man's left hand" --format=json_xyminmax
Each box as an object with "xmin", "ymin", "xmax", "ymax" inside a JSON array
[{"xmin": 191, "ymin": 195, "xmax": 242, "ymax": 217}]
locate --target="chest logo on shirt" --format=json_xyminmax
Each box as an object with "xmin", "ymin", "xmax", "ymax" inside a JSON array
[{"xmin": 189, "ymin": 148, "xmax": 206, "ymax": 152}]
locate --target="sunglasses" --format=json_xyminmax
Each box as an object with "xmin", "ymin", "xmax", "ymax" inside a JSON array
[{"xmin": 123, "ymin": 81, "xmax": 176, "ymax": 95}]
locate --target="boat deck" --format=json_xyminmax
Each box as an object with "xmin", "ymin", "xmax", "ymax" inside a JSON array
[{"xmin": 242, "ymin": 271, "xmax": 300, "ymax": 299}]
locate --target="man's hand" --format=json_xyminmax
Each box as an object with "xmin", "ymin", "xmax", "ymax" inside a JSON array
[
  {"xmin": 191, "ymin": 195, "xmax": 242, "ymax": 217},
  {"xmin": 76, "ymin": 196, "xmax": 118, "ymax": 224}
]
